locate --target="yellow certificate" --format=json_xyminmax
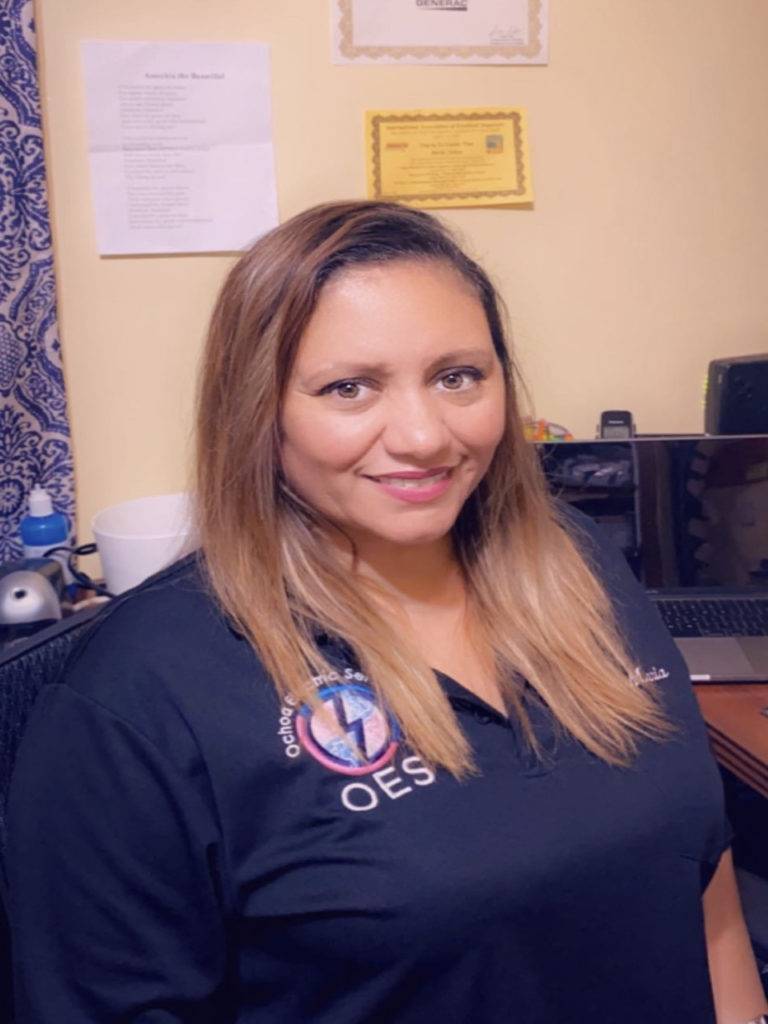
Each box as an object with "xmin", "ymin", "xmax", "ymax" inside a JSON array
[{"xmin": 365, "ymin": 107, "xmax": 533, "ymax": 208}]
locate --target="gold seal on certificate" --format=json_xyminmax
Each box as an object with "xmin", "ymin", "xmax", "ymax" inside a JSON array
[
  {"xmin": 365, "ymin": 107, "xmax": 533, "ymax": 209},
  {"xmin": 333, "ymin": 0, "xmax": 548, "ymax": 65}
]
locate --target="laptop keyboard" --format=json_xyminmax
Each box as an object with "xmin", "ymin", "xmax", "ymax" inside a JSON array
[{"xmin": 655, "ymin": 598, "xmax": 768, "ymax": 638}]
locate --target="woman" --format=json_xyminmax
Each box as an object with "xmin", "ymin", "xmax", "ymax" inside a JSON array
[{"xmin": 7, "ymin": 201, "xmax": 767, "ymax": 1022}]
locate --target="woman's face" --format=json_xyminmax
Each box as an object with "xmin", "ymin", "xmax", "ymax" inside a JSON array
[{"xmin": 280, "ymin": 259, "xmax": 507, "ymax": 551}]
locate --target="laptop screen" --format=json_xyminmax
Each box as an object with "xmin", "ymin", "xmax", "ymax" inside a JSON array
[{"xmin": 537, "ymin": 435, "xmax": 768, "ymax": 594}]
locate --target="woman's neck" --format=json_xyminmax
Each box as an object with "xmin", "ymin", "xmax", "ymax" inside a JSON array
[{"xmin": 338, "ymin": 533, "xmax": 465, "ymax": 610}]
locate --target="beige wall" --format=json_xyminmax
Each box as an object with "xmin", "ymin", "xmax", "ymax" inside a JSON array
[{"xmin": 36, "ymin": 0, "xmax": 768, "ymax": 544}]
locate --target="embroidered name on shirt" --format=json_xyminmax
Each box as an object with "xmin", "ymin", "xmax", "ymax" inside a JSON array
[{"xmin": 631, "ymin": 665, "xmax": 671, "ymax": 687}]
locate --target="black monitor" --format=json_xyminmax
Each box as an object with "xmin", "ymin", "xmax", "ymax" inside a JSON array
[{"xmin": 537, "ymin": 435, "xmax": 768, "ymax": 593}]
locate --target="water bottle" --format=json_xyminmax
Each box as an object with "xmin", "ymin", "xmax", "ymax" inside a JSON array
[{"xmin": 20, "ymin": 486, "xmax": 74, "ymax": 590}]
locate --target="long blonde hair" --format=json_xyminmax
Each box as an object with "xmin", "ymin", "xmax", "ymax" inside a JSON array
[{"xmin": 195, "ymin": 201, "xmax": 671, "ymax": 777}]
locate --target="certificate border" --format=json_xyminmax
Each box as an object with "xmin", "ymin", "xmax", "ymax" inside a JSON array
[
  {"xmin": 337, "ymin": 0, "xmax": 545, "ymax": 62},
  {"xmin": 369, "ymin": 110, "xmax": 529, "ymax": 204}
]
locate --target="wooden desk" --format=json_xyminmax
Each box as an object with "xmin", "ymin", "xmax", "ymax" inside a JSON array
[{"xmin": 695, "ymin": 684, "xmax": 768, "ymax": 800}]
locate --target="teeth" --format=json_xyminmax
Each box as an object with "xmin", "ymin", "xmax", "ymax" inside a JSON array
[{"xmin": 378, "ymin": 471, "xmax": 448, "ymax": 489}]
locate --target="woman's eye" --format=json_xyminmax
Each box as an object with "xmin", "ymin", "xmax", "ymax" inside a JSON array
[
  {"xmin": 320, "ymin": 379, "xmax": 369, "ymax": 400},
  {"xmin": 438, "ymin": 369, "xmax": 482, "ymax": 391}
]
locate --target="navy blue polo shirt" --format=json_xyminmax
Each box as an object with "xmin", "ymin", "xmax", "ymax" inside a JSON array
[{"xmin": 7, "ymin": 513, "xmax": 730, "ymax": 1022}]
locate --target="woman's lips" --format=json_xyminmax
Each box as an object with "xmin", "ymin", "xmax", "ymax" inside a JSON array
[{"xmin": 366, "ymin": 468, "xmax": 454, "ymax": 503}]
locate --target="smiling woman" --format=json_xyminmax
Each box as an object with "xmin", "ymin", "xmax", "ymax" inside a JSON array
[
  {"xmin": 195, "ymin": 200, "xmax": 669, "ymax": 763},
  {"xmin": 7, "ymin": 201, "xmax": 765, "ymax": 1023},
  {"xmin": 280, "ymin": 260, "xmax": 506, "ymax": 548}
]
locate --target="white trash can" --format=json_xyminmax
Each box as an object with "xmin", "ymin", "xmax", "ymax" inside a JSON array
[{"xmin": 92, "ymin": 492, "xmax": 197, "ymax": 595}]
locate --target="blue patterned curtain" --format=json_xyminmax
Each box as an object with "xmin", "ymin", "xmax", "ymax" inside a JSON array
[{"xmin": 0, "ymin": 0, "xmax": 74, "ymax": 563}]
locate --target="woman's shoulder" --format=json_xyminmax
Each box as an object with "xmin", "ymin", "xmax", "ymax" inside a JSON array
[
  {"xmin": 72, "ymin": 553, "xmax": 226, "ymax": 662},
  {"xmin": 90, "ymin": 551, "xmax": 219, "ymax": 627},
  {"xmin": 58, "ymin": 553, "xmax": 275, "ymax": 733},
  {"xmin": 555, "ymin": 500, "xmax": 697, "ymax": 702},
  {"xmin": 555, "ymin": 500, "xmax": 647, "ymax": 609},
  {"xmin": 555, "ymin": 499, "xmax": 617, "ymax": 564}
]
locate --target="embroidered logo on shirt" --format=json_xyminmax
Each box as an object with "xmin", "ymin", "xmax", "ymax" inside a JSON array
[
  {"xmin": 296, "ymin": 684, "xmax": 401, "ymax": 776},
  {"xmin": 277, "ymin": 667, "xmax": 438, "ymax": 811}
]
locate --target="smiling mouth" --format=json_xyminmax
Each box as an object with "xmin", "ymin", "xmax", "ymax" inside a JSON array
[{"xmin": 366, "ymin": 468, "xmax": 453, "ymax": 490}]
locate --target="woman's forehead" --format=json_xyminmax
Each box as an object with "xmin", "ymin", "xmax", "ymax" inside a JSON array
[{"xmin": 292, "ymin": 260, "xmax": 491, "ymax": 369}]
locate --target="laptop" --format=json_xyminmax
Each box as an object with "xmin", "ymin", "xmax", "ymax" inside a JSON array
[{"xmin": 537, "ymin": 435, "xmax": 768, "ymax": 682}]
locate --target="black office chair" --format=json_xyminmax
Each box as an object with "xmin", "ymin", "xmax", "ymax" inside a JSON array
[{"xmin": 0, "ymin": 605, "xmax": 103, "ymax": 1024}]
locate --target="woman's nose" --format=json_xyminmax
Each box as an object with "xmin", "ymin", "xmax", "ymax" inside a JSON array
[{"xmin": 380, "ymin": 391, "xmax": 452, "ymax": 460}]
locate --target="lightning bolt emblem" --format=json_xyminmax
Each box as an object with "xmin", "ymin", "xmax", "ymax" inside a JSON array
[{"xmin": 332, "ymin": 691, "xmax": 375, "ymax": 759}]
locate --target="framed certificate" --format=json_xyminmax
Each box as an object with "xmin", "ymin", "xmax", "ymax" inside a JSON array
[
  {"xmin": 333, "ymin": 0, "xmax": 548, "ymax": 65},
  {"xmin": 365, "ymin": 107, "xmax": 533, "ymax": 208}
]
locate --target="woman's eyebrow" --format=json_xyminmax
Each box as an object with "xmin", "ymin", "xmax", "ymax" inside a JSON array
[
  {"xmin": 298, "ymin": 360, "xmax": 389, "ymax": 388},
  {"xmin": 299, "ymin": 348, "xmax": 495, "ymax": 388},
  {"xmin": 429, "ymin": 348, "xmax": 495, "ymax": 370}
]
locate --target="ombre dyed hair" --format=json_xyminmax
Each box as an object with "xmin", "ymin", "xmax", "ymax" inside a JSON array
[{"xmin": 194, "ymin": 201, "xmax": 671, "ymax": 776}]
